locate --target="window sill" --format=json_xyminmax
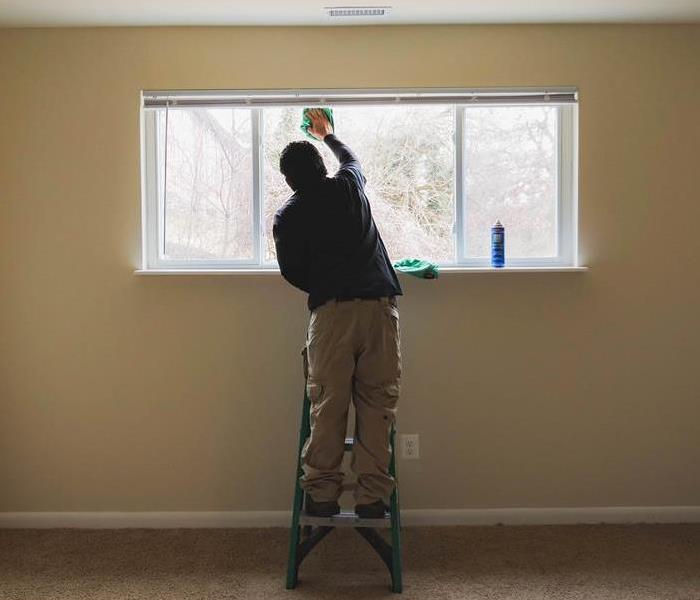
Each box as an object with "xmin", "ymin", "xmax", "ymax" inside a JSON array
[
  {"xmin": 436, "ymin": 266, "xmax": 588, "ymax": 274},
  {"xmin": 134, "ymin": 266, "xmax": 588, "ymax": 276},
  {"xmin": 134, "ymin": 269, "xmax": 279, "ymax": 275}
]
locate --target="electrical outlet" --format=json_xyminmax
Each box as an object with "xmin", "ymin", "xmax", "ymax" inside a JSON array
[{"xmin": 400, "ymin": 434, "xmax": 419, "ymax": 460}]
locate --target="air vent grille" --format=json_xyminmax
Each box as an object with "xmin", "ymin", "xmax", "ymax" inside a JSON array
[{"xmin": 325, "ymin": 6, "xmax": 392, "ymax": 18}]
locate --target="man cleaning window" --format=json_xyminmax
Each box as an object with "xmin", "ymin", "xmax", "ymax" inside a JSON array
[{"xmin": 273, "ymin": 108, "xmax": 402, "ymax": 519}]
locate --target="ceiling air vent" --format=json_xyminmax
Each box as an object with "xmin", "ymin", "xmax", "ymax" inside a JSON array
[{"xmin": 325, "ymin": 6, "xmax": 392, "ymax": 18}]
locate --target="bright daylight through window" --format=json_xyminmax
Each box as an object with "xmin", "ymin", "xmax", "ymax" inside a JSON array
[{"xmin": 141, "ymin": 89, "xmax": 578, "ymax": 270}]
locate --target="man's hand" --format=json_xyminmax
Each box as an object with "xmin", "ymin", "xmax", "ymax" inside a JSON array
[{"xmin": 307, "ymin": 108, "xmax": 334, "ymax": 141}]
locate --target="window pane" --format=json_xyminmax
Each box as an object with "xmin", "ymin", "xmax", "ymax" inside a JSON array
[
  {"xmin": 464, "ymin": 106, "xmax": 558, "ymax": 259},
  {"xmin": 263, "ymin": 105, "xmax": 455, "ymax": 263},
  {"xmin": 160, "ymin": 108, "xmax": 254, "ymax": 260}
]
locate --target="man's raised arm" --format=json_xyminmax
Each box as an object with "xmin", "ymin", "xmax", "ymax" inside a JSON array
[
  {"xmin": 305, "ymin": 108, "xmax": 366, "ymax": 185},
  {"xmin": 324, "ymin": 134, "xmax": 366, "ymax": 184}
]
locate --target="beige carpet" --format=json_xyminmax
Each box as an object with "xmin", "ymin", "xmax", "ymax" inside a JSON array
[{"xmin": 1, "ymin": 524, "xmax": 699, "ymax": 599}]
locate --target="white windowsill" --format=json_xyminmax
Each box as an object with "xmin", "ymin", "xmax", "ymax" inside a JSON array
[
  {"xmin": 134, "ymin": 266, "xmax": 588, "ymax": 276},
  {"xmin": 134, "ymin": 269, "xmax": 280, "ymax": 275},
  {"xmin": 436, "ymin": 266, "xmax": 588, "ymax": 273}
]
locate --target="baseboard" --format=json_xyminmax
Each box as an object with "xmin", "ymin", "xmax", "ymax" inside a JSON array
[
  {"xmin": 0, "ymin": 511, "xmax": 290, "ymax": 529},
  {"xmin": 2, "ymin": 506, "xmax": 699, "ymax": 529},
  {"xmin": 402, "ymin": 506, "xmax": 700, "ymax": 526}
]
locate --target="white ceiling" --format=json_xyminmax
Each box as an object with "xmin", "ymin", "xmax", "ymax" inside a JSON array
[{"xmin": 0, "ymin": 0, "xmax": 699, "ymax": 27}]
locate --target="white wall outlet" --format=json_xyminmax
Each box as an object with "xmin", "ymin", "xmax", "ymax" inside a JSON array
[{"xmin": 400, "ymin": 434, "xmax": 419, "ymax": 460}]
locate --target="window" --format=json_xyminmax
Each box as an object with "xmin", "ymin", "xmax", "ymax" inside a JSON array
[{"xmin": 141, "ymin": 88, "xmax": 578, "ymax": 270}]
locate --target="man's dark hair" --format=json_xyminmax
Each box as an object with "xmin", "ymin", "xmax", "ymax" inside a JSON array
[{"xmin": 279, "ymin": 141, "xmax": 328, "ymax": 191}]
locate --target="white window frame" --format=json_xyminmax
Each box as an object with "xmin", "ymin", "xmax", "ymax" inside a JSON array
[{"xmin": 140, "ymin": 88, "xmax": 579, "ymax": 271}]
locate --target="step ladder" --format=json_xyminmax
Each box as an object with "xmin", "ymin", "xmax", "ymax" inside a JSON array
[{"xmin": 285, "ymin": 383, "xmax": 403, "ymax": 593}]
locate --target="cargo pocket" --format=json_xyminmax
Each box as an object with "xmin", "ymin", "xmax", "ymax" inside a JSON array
[
  {"xmin": 306, "ymin": 379, "xmax": 324, "ymax": 405},
  {"xmin": 384, "ymin": 305, "xmax": 401, "ymax": 342},
  {"xmin": 381, "ymin": 382, "xmax": 400, "ymax": 411},
  {"xmin": 382, "ymin": 305, "xmax": 402, "ymax": 379}
]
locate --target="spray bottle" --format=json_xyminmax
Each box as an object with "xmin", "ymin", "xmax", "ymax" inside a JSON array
[{"xmin": 491, "ymin": 220, "xmax": 505, "ymax": 268}]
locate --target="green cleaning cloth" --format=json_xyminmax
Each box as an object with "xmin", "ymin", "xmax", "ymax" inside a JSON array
[
  {"xmin": 300, "ymin": 107, "xmax": 335, "ymax": 141},
  {"xmin": 393, "ymin": 258, "xmax": 440, "ymax": 279}
]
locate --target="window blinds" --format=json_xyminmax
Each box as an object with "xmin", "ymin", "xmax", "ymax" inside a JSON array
[{"xmin": 143, "ymin": 87, "xmax": 578, "ymax": 109}]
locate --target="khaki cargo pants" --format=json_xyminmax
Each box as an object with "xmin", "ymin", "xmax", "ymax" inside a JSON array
[{"xmin": 301, "ymin": 297, "xmax": 401, "ymax": 506}]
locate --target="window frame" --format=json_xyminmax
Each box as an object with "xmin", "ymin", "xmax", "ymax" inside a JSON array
[
  {"xmin": 140, "ymin": 88, "xmax": 579, "ymax": 271},
  {"xmin": 454, "ymin": 104, "xmax": 578, "ymax": 267}
]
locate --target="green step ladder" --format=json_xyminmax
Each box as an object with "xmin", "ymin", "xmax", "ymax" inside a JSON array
[{"xmin": 285, "ymin": 382, "xmax": 403, "ymax": 593}]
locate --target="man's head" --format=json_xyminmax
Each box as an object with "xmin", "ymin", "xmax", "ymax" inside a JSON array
[{"xmin": 279, "ymin": 141, "xmax": 328, "ymax": 191}]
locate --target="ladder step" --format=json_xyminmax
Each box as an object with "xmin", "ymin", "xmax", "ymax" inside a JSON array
[
  {"xmin": 344, "ymin": 437, "xmax": 354, "ymax": 451},
  {"xmin": 299, "ymin": 510, "xmax": 390, "ymax": 528}
]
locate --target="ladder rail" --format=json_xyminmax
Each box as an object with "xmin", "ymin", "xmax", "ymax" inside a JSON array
[
  {"xmin": 285, "ymin": 389, "xmax": 311, "ymax": 590},
  {"xmin": 389, "ymin": 427, "xmax": 403, "ymax": 592}
]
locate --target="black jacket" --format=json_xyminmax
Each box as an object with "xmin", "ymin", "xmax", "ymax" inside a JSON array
[{"xmin": 273, "ymin": 134, "xmax": 402, "ymax": 311}]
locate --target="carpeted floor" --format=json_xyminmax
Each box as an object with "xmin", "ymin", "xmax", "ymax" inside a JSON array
[{"xmin": 1, "ymin": 524, "xmax": 699, "ymax": 599}]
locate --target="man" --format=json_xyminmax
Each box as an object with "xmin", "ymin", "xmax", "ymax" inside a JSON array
[{"xmin": 273, "ymin": 109, "xmax": 402, "ymax": 519}]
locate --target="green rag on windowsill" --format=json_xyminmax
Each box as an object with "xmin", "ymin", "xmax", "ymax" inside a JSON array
[
  {"xmin": 393, "ymin": 258, "xmax": 439, "ymax": 279},
  {"xmin": 300, "ymin": 107, "xmax": 335, "ymax": 140}
]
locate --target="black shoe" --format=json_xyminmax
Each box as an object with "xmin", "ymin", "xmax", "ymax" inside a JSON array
[
  {"xmin": 305, "ymin": 496, "xmax": 340, "ymax": 517},
  {"xmin": 355, "ymin": 500, "xmax": 388, "ymax": 519}
]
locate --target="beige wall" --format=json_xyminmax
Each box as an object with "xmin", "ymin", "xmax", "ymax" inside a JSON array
[{"xmin": 1, "ymin": 25, "xmax": 699, "ymax": 512}]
